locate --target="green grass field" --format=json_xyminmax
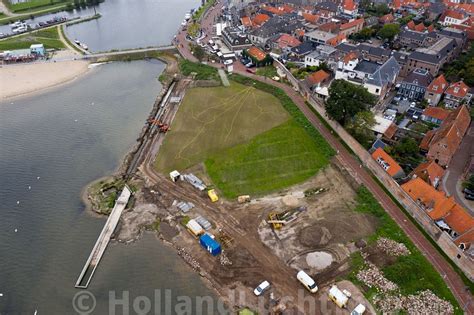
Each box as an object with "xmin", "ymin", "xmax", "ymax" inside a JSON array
[
  {"xmin": 205, "ymin": 120, "xmax": 329, "ymax": 198},
  {"xmin": 0, "ymin": 26, "xmax": 64, "ymax": 50},
  {"xmin": 155, "ymin": 82, "xmax": 290, "ymax": 173}
]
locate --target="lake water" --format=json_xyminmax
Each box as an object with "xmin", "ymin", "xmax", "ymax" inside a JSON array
[
  {"xmin": 64, "ymin": 0, "xmax": 200, "ymax": 52},
  {"xmin": 0, "ymin": 60, "xmax": 215, "ymax": 314}
]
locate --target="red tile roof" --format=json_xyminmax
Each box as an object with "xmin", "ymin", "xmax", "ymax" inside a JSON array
[
  {"xmin": 410, "ymin": 160, "xmax": 445, "ymax": 187},
  {"xmin": 421, "ymin": 105, "xmax": 471, "ymax": 166},
  {"xmin": 422, "ymin": 107, "xmax": 450, "ymax": 121},
  {"xmin": 340, "ymin": 18, "xmax": 364, "ymax": 31},
  {"xmin": 384, "ymin": 123, "xmax": 398, "ymax": 139},
  {"xmin": 343, "ymin": 51, "xmax": 358, "ymax": 64},
  {"xmin": 241, "ymin": 16, "xmax": 252, "ymax": 27},
  {"xmin": 302, "ymin": 13, "xmax": 319, "ymax": 24},
  {"xmin": 276, "ymin": 34, "xmax": 301, "ymax": 49},
  {"xmin": 371, "ymin": 148, "xmax": 403, "ymax": 177},
  {"xmin": 343, "ymin": 0, "xmax": 356, "ymax": 11},
  {"xmin": 426, "ymin": 74, "xmax": 448, "ymax": 94},
  {"xmin": 402, "ymin": 178, "xmax": 455, "ymax": 219},
  {"xmin": 403, "ymin": 178, "xmax": 474, "ymax": 247},
  {"xmin": 327, "ymin": 33, "xmax": 346, "ymax": 46},
  {"xmin": 379, "ymin": 14, "xmax": 394, "ymax": 24},
  {"xmin": 443, "ymin": 9, "xmax": 467, "ymax": 21},
  {"xmin": 306, "ymin": 70, "xmax": 330, "ymax": 85},
  {"xmin": 445, "ymin": 81, "xmax": 470, "ymax": 98},
  {"xmin": 252, "ymin": 14, "xmax": 270, "ymax": 26},
  {"xmin": 247, "ymin": 46, "xmax": 267, "ymax": 62}
]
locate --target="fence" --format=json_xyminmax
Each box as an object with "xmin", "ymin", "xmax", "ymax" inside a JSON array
[{"xmin": 274, "ymin": 60, "xmax": 474, "ymax": 281}]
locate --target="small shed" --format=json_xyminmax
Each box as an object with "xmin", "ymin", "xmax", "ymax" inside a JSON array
[
  {"xmin": 30, "ymin": 44, "xmax": 45, "ymax": 56},
  {"xmin": 199, "ymin": 234, "xmax": 221, "ymax": 256}
]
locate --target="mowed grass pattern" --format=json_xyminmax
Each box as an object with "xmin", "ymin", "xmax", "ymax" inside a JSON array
[
  {"xmin": 154, "ymin": 83, "xmax": 290, "ymax": 172},
  {"xmin": 205, "ymin": 120, "xmax": 328, "ymax": 198}
]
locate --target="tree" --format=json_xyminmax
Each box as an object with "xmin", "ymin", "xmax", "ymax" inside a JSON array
[
  {"xmin": 375, "ymin": 3, "xmax": 390, "ymax": 16},
  {"xmin": 463, "ymin": 175, "xmax": 474, "ymax": 191},
  {"xmin": 378, "ymin": 24, "xmax": 400, "ymax": 40},
  {"xmin": 191, "ymin": 44, "xmax": 205, "ymax": 61},
  {"xmin": 325, "ymin": 80, "xmax": 377, "ymax": 124},
  {"xmin": 385, "ymin": 137, "xmax": 423, "ymax": 172},
  {"xmin": 351, "ymin": 27, "xmax": 376, "ymax": 41},
  {"xmin": 345, "ymin": 111, "xmax": 376, "ymax": 148}
]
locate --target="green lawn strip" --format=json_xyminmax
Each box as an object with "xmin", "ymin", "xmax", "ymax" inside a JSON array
[
  {"xmin": 4, "ymin": 0, "xmax": 70, "ymax": 13},
  {"xmin": 0, "ymin": 27, "xmax": 64, "ymax": 50},
  {"xmin": 179, "ymin": 59, "xmax": 219, "ymax": 81},
  {"xmin": 350, "ymin": 187, "xmax": 462, "ymax": 314},
  {"xmin": 255, "ymin": 65, "xmax": 278, "ymax": 78},
  {"xmin": 229, "ymin": 74, "xmax": 335, "ymax": 159},
  {"xmin": 0, "ymin": 5, "xmax": 67, "ymax": 25},
  {"xmin": 205, "ymin": 120, "xmax": 328, "ymax": 198}
]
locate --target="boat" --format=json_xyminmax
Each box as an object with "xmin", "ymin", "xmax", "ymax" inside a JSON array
[
  {"xmin": 80, "ymin": 43, "xmax": 88, "ymax": 50},
  {"xmin": 74, "ymin": 39, "xmax": 80, "ymax": 45},
  {"xmin": 181, "ymin": 20, "xmax": 187, "ymax": 26},
  {"xmin": 184, "ymin": 13, "xmax": 192, "ymax": 20}
]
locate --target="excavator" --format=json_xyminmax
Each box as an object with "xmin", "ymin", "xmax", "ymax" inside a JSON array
[{"xmin": 147, "ymin": 118, "xmax": 170, "ymax": 133}]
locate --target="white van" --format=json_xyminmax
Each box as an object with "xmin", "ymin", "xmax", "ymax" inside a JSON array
[{"xmin": 297, "ymin": 271, "xmax": 318, "ymax": 293}]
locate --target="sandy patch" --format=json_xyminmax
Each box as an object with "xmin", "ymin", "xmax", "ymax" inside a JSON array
[
  {"xmin": 0, "ymin": 60, "xmax": 90, "ymax": 101},
  {"xmin": 306, "ymin": 251, "xmax": 333, "ymax": 270}
]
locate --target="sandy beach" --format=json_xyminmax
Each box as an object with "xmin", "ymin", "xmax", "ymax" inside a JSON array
[{"xmin": 0, "ymin": 59, "xmax": 91, "ymax": 101}]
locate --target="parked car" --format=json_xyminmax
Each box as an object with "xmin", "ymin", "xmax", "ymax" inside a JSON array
[
  {"xmin": 223, "ymin": 59, "xmax": 233, "ymax": 65},
  {"xmin": 465, "ymin": 193, "xmax": 474, "ymax": 201},
  {"xmin": 245, "ymin": 62, "xmax": 255, "ymax": 68},
  {"xmin": 253, "ymin": 280, "xmax": 270, "ymax": 296},
  {"xmin": 463, "ymin": 188, "xmax": 474, "ymax": 195}
]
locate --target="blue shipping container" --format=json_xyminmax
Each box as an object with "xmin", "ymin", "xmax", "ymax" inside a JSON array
[{"xmin": 199, "ymin": 234, "xmax": 221, "ymax": 256}]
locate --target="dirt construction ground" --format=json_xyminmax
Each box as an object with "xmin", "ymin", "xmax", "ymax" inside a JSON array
[{"xmin": 117, "ymin": 159, "xmax": 378, "ymax": 313}]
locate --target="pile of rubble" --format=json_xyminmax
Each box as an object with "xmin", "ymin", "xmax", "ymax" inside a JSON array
[
  {"xmin": 356, "ymin": 262, "xmax": 398, "ymax": 293},
  {"xmin": 220, "ymin": 251, "xmax": 232, "ymax": 266},
  {"xmin": 177, "ymin": 247, "xmax": 200, "ymax": 271},
  {"xmin": 376, "ymin": 237, "xmax": 411, "ymax": 257},
  {"xmin": 374, "ymin": 290, "xmax": 454, "ymax": 314}
]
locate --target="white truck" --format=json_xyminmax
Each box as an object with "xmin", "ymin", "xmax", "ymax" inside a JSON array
[{"xmin": 328, "ymin": 285, "xmax": 348, "ymax": 308}]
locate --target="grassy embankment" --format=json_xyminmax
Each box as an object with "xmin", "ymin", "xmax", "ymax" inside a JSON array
[
  {"xmin": 348, "ymin": 187, "xmax": 462, "ymax": 314},
  {"xmin": 2, "ymin": 0, "xmax": 70, "ymax": 13},
  {"xmin": 192, "ymin": 0, "xmax": 216, "ymax": 20},
  {"xmin": 0, "ymin": 26, "xmax": 64, "ymax": 50},
  {"xmin": 155, "ymin": 63, "xmax": 333, "ymax": 198},
  {"xmin": 255, "ymin": 66, "xmax": 278, "ymax": 78}
]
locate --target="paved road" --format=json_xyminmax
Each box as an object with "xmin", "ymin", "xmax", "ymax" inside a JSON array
[
  {"xmin": 443, "ymin": 122, "xmax": 474, "ymax": 215},
  {"xmin": 176, "ymin": 3, "xmax": 474, "ymax": 313}
]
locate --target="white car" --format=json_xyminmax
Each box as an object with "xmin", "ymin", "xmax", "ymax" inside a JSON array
[
  {"xmin": 253, "ymin": 280, "xmax": 270, "ymax": 296},
  {"xmin": 223, "ymin": 59, "xmax": 233, "ymax": 65}
]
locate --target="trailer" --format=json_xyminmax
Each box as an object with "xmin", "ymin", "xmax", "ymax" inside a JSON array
[
  {"xmin": 328, "ymin": 285, "xmax": 348, "ymax": 308},
  {"xmin": 186, "ymin": 219, "xmax": 204, "ymax": 237},
  {"xmin": 199, "ymin": 233, "xmax": 221, "ymax": 256}
]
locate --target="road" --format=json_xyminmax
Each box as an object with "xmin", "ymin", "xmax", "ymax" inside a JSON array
[
  {"xmin": 443, "ymin": 122, "xmax": 474, "ymax": 215},
  {"xmin": 175, "ymin": 2, "xmax": 474, "ymax": 313}
]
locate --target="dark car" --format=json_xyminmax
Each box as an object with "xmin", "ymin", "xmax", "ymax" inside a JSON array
[
  {"xmin": 465, "ymin": 193, "xmax": 474, "ymax": 201},
  {"xmin": 463, "ymin": 188, "xmax": 474, "ymax": 195}
]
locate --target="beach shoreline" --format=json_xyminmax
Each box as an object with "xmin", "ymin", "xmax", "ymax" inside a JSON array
[{"xmin": 0, "ymin": 59, "xmax": 92, "ymax": 102}]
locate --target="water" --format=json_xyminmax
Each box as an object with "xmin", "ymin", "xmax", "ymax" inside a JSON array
[
  {"xmin": 0, "ymin": 60, "xmax": 215, "ymax": 314},
  {"xmin": 64, "ymin": 0, "xmax": 200, "ymax": 52}
]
